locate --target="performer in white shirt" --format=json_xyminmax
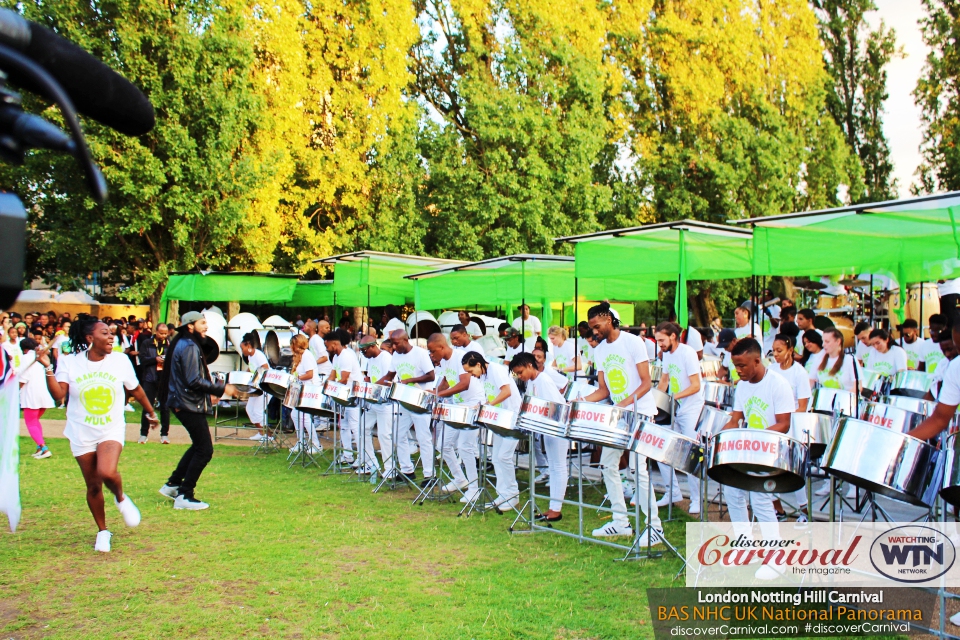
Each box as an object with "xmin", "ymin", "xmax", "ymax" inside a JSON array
[
  {"xmin": 458, "ymin": 311, "xmax": 484, "ymax": 340},
  {"xmin": 326, "ymin": 329, "xmax": 368, "ymax": 468},
  {"xmin": 733, "ymin": 305, "xmax": 763, "ymax": 342},
  {"xmin": 449, "ymin": 324, "xmax": 485, "ymax": 356},
  {"xmin": 240, "ymin": 333, "xmax": 270, "ymax": 441},
  {"xmin": 511, "ymin": 303, "xmax": 542, "ymax": 339},
  {"xmin": 289, "ymin": 334, "xmax": 323, "ymax": 454},
  {"xmin": 304, "ymin": 319, "xmax": 333, "ymax": 377},
  {"xmin": 547, "ymin": 325, "xmax": 578, "ymax": 375},
  {"xmin": 866, "ymin": 328, "xmax": 907, "ymax": 379},
  {"xmin": 382, "ymin": 305, "xmax": 406, "ymax": 337}
]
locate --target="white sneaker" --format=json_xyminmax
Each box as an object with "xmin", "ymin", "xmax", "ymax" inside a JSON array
[
  {"xmin": 159, "ymin": 484, "xmax": 179, "ymax": 500},
  {"xmin": 950, "ymin": 610, "xmax": 960, "ymax": 627},
  {"xmin": 533, "ymin": 471, "xmax": 549, "ymax": 484},
  {"xmin": 755, "ymin": 563, "xmax": 785, "ymax": 580},
  {"xmin": 94, "ymin": 530, "xmax": 112, "ymax": 552},
  {"xmin": 124, "ymin": 404, "xmax": 135, "ymax": 412},
  {"xmin": 814, "ymin": 483, "xmax": 831, "ymax": 497},
  {"xmin": 688, "ymin": 500, "xmax": 701, "ymax": 515},
  {"xmin": 249, "ymin": 434, "xmax": 263, "ymax": 440},
  {"xmin": 115, "ymin": 495, "xmax": 141, "ymax": 527},
  {"xmin": 459, "ymin": 488, "xmax": 481, "ymax": 504},
  {"xmin": 35, "ymin": 447, "xmax": 51, "ymax": 459},
  {"xmin": 137, "ymin": 435, "xmax": 147, "ymax": 444},
  {"xmin": 160, "ymin": 436, "xmax": 170, "ymax": 444},
  {"xmin": 441, "ymin": 481, "xmax": 469, "ymax": 494},
  {"xmin": 656, "ymin": 494, "xmax": 682, "ymax": 507},
  {"xmin": 174, "ymin": 495, "xmax": 209, "ymax": 510},
  {"xmin": 337, "ymin": 454, "xmax": 355, "ymax": 465},
  {"xmin": 635, "ymin": 528, "xmax": 665, "ymax": 547},
  {"xmin": 592, "ymin": 523, "xmax": 633, "ymax": 537},
  {"xmin": 845, "ymin": 485, "xmax": 858, "ymax": 500},
  {"xmin": 308, "ymin": 444, "xmax": 324, "ymax": 455}
]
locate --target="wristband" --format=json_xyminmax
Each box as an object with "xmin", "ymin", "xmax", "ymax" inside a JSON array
[{"xmin": 44, "ymin": 364, "xmax": 54, "ymax": 373}]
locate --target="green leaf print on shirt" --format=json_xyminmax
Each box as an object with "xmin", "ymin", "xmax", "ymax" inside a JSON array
[{"xmin": 80, "ymin": 384, "xmax": 116, "ymax": 416}]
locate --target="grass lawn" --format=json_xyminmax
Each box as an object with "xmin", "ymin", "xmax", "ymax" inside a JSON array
[{"xmin": 2, "ymin": 436, "xmax": 689, "ymax": 639}]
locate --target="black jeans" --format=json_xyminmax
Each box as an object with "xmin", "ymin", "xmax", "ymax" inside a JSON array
[
  {"xmin": 139, "ymin": 381, "xmax": 171, "ymax": 437},
  {"xmin": 167, "ymin": 410, "xmax": 213, "ymax": 498}
]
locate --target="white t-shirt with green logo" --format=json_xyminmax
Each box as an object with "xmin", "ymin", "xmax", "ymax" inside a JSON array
[
  {"xmin": 56, "ymin": 352, "xmax": 139, "ymax": 447},
  {"xmin": 594, "ymin": 331, "xmax": 656, "ymax": 417},
  {"xmin": 901, "ymin": 338, "xmax": 925, "ymax": 370},
  {"xmin": 366, "ymin": 350, "xmax": 392, "ymax": 384},
  {"xmin": 734, "ymin": 323, "xmax": 764, "ymax": 341},
  {"xmin": 551, "ymin": 339, "xmax": 576, "ymax": 373},
  {"xmin": 481, "ymin": 362, "xmax": 520, "ymax": 412},
  {"xmin": 438, "ymin": 349, "xmax": 483, "ymax": 405},
  {"xmin": 922, "ymin": 339, "xmax": 946, "ymax": 375},
  {"xmin": 511, "ymin": 315, "xmax": 541, "ymax": 339},
  {"xmin": 661, "ymin": 343, "xmax": 704, "ymax": 416},
  {"xmin": 866, "ymin": 345, "xmax": 907, "ymax": 378},
  {"xmin": 811, "ymin": 354, "xmax": 861, "ymax": 392},
  {"xmin": 332, "ymin": 348, "xmax": 363, "ymax": 384},
  {"xmin": 388, "ymin": 345, "xmax": 433, "ymax": 389},
  {"xmin": 771, "ymin": 362, "xmax": 811, "ymax": 410},
  {"xmin": 733, "ymin": 368, "xmax": 795, "ymax": 430}
]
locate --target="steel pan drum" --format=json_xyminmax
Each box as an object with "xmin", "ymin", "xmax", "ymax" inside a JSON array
[
  {"xmin": 702, "ymin": 381, "xmax": 733, "ymax": 409},
  {"xmin": 518, "ymin": 394, "xmax": 570, "ymax": 438},
  {"xmin": 433, "ymin": 402, "xmax": 480, "ymax": 430},
  {"xmin": 700, "ymin": 359, "xmax": 722, "ymax": 382},
  {"xmin": 649, "ymin": 388, "xmax": 673, "ymax": 425},
  {"xmin": 564, "ymin": 379, "xmax": 599, "ymax": 402},
  {"xmin": 649, "ymin": 364, "xmax": 663, "ymax": 384},
  {"xmin": 283, "ymin": 380, "xmax": 302, "ymax": 410},
  {"xmin": 890, "ymin": 370, "xmax": 934, "ymax": 398},
  {"xmin": 260, "ymin": 368, "xmax": 294, "ymax": 399},
  {"xmin": 567, "ymin": 401, "xmax": 638, "ymax": 450},
  {"xmin": 941, "ymin": 434, "xmax": 960, "ymax": 507},
  {"xmin": 476, "ymin": 404, "xmax": 523, "ymax": 439},
  {"xmin": 860, "ymin": 401, "xmax": 925, "ymax": 434},
  {"xmin": 323, "ymin": 379, "xmax": 356, "ymax": 407},
  {"xmin": 810, "ymin": 387, "xmax": 859, "ymax": 417},
  {"xmin": 223, "ymin": 370, "xmax": 263, "ymax": 395},
  {"xmin": 632, "ymin": 420, "xmax": 702, "ymax": 475},
  {"xmin": 859, "ymin": 368, "xmax": 886, "ymax": 397},
  {"xmin": 696, "ymin": 405, "xmax": 732, "ymax": 439},
  {"xmin": 880, "ymin": 395, "xmax": 936, "ymax": 416},
  {"xmin": 296, "ymin": 384, "xmax": 335, "ymax": 415},
  {"xmin": 789, "ymin": 412, "xmax": 833, "ymax": 460},
  {"xmin": 707, "ymin": 429, "xmax": 807, "ymax": 493},
  {"xmin": 822, "ymin": 417, "xmax": 942, "ymax": 507},
  {"xmin": 389, "ymin": 382, "xmax": 436, "ymax": 414},
  {"xmin": 351, "ymin": 380, "xmax": 390, "ymax": 404}
]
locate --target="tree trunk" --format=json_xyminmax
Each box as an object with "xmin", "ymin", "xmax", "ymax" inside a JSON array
[
  {"xmin": 227, "ymin": 301, "xmax": 240, "ymax": 321},
  {"xmin": 166, "ymin": 299, "xmax": 179, "ymax": 328},
  {"xmin": 691, "ymin": 289, "xmax": 720, "ymax": 328}
]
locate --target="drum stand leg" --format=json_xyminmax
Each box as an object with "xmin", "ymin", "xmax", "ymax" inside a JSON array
[
  {"xmin": 511, "ymin": 433, "xmax": 543, "ymax": 533},
  {"xmin": 619, "ymin": 454, "xmax": 686, "ymax": 567},
  {"xmin": 459, "ymin": 428, "xmax": 496, "ymax": 517},
  {"xmin": 321, "ymin": 406, "xmax": 350, "ymax": 476},
  {"xmin": 413, "ymin": 416, "xmax": 455, "ymax": 505},
  {"xmin": 288, "ymin": 410, "xmax": 320, "ymax": 469},
  {"xmin": 344, "ymin": 403, "xmax": 371, "ymax": 483},
  {"xmin": 374, "ymin": 406, "xmax": 418, "ymax": 493},
  {"xmin": 253, "ymin": 399, "xmax": 281, "ymax": 456}
]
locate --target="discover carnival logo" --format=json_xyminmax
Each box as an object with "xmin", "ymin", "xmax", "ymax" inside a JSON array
[{"xmin": 868, "ymin": 525, "xmax": 956, "ymax": 583}]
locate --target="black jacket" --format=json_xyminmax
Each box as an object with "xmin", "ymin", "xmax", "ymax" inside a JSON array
[
  {"xmin": 138, "ymin": 336, "xmax": 168, "ymax": 384},
  {"xmin": 164, "ymin": 336, "xmax": 224, "ymax": 413}
]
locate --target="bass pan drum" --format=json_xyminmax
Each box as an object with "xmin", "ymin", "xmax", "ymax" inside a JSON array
[
  {"xmin": 296, "ymin": 384, "xmax": 335, "ymax": 416},
  {"xmin": 476, "ymin": 405, "xmax": 523, "ymax": 439},
  {"xmin": 810, "ymin": 387, "xmax": 859, "ymax": 418},
  {"xmin": 707, "ymin": 429, "xmax": 807, "ymax": 493},
  {"xmin": 890, "ymin": 371, "xmax": 934, "ymax": 399},
  {"xmin": 696, "ymin": 405, "xmax": 732, "ymax": 439},
  {"xmin": 649, "ymin": 388, "xmax": 673, "ymax": 425},
  {"xmin": 789, "ymin": 412, "xmax": 833, "ymax": 460},
  {"xmin": 226, "ymin": 312, "xmax": 263, "ymax": 355},
  {"xmin": 202, "ymin": 310, "xmax": 227, "ymax": 350},
  {"xmin": 632, "ymin": 420, "xmax": 701, "ymax": 475},
  {"xmin": 822, "ymin": 417, "xmax": 943, "ymax": 507}
]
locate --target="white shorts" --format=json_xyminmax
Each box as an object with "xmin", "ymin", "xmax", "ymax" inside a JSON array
[{"xmin": 68, "ymin": 428, "xmax": 126, "ymax": 457}]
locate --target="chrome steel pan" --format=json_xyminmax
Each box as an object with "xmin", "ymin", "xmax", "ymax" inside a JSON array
[
  {"xmin": 476, "ymin": 404, "xmax": 523, "ymax": 439},
  {"xmin": 695, "ymin": 405, "xmax": 732, "ymax": 439},
  {"xmin": 283, "ymin": 380, "xmax": 302, "ymax": 410},
  {"xmin": 296, "ymin": 384, "xmax": 335, "ymax": 416},
  {"xmin": 389, "ymin": 381, "xmax": 436, "ymax": 414},
  {"xmin": 224, "ymin": 370, "xmax": 263, "ymax": 395},
  {"xmin": 351, "ymin": 380, "xmax": 390, "ymax": 404},
  {"xmin": 859, "ymin": 368, "xmax": 886, "ymax": 397},
  {"xmin": 632, "ymin": 420, "xmax": 702, "ymax": 475},
  {"xmin": 860, "ymin": 401, "xmax": 925, "ymax": 434},
  {"xmin": 789, "ymin": 412, "xmax": 833, "ymax": 460},
  {"xmin": 700, "ymin": 359, "xmax": 722, "ymax": 382},
  {"xmin": 941, "ymin": 434, "xmax": 960, "ymax": 507},
  {"xmin": 323, "ymin": 379, "xmax": 356, "ymax": 407},
  {"xmin": 649, "ymin": 388, "xmax": 673, "ymax": 425},
  {"xmin": 810, "ymin": 387, "xmax": 859, "ymax": 418},
  {"xmin": 518, "ymin": 394, "xmax": 570, "ymax": 439},
  {"xmin": 649, "ymin": 364, "xmax": 663, "ymax": 385},
  {"xmin": 880, "ymin": 395, "xmax": 936, "ymax": 417},
  {"xmin": 567, "ymin": 401, "xmax": 638, "ymax": 450},
  {"xmin": 433, "ymin": 402, "xmax": 480, "ymax": 430},
  {"xmin": 564, "ymin": 379, "xmax": 598, "ymax": 402},
  {"xmin": 890, "ymin": 371, "xmax": 934, "ymax": 399},
  {"xmin": 701, "ymin": 381, "xmax": 733, "ymax": 409},
  {"xmin": 259, "ymin": 368, "xmax": 294, "ymax": 399},
  {"xmin": 822, "ymin": 417, "xmax": 942, "ymax": 507},
  {"xmin": 707, "ymin": 429, "xmax": 807, "ymax": 493}
]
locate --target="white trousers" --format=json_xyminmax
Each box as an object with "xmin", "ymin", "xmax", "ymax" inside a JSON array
[
  {"xmin": 657, "ymin": 408, "xmax": 701, "ymax": 501},
  {"xmin": 726, "ymin": 487, "xmax": 780, "ymax": 540},
  {"xmin": 603, "ymin": 447, "xmax": 664, "ymax": 530},
  {"xmin": 371, "ymin": 405, "xmax": 413, "ymax": 474},
  {"xmin": 245, "ymin": 393, "xmax": 266, "ymax": 426},
  {"xmin": 627, "ymin": 454, "xmax": 664, "ymax": 530},
  {"xmin": 441, "ymin": 424, "xmax": 479, "ymax": 488},
  {"xmin": 341, "ymin": 406, "xmax": 359, "ymax": 460},
  {"xmin": 543, "ymin": 434, "xmax": 569, "ymax": 511},
  {"xmin": 491, "ymin": 434, "xmax": 519, "ymax": 507},
  {"xmin": 403, "ymin": 407, "xmax": 435, "ymax": 478},
  {"xmin": 292, "ymin": 409, "xmax": 320, "ymax": 448},
  {"xmin": 356, "ymin": 407, "xmax": 379, "ymax": 469}
]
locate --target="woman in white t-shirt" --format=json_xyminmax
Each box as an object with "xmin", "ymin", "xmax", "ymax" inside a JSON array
[
  {"xmin": 463, "ymin": 351, "xmax": 522, "ymax": 512},
  {"xmin": 37, "ymin": 316, "xmax": 158, "ymax": 553},
  {"xmin": 810, "ymin": 328, "xmax": 860, "ymax": 393},
  {"xmin": 240, "ymin": 333, "xmax": 270, "ymax": 440},
  {"xmin": 867, "ymin": 328, "xmax": 908, "ymax": 379},
  {"xmin": 19, "ymin": 337, "xmax": 55, "ymax": 459},
  {"xmin": 290, "ymin": 334, "xmax": 321, "ymax": 453},
  {"xmin": 546, "ymin": 325, "xmax": 578, "ymax": 375},
  {"xmin": 799, "ymin": 329, "xmax": 824, "ymax": 374},
  {"xmin": 771, "ymin": 334, "xmax": 811, "ymax": 412}
]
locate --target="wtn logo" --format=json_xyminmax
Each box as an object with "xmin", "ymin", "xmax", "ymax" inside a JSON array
[{"xmin": 870, "ymin": 526, "xmax": 956, "ymax": 583}]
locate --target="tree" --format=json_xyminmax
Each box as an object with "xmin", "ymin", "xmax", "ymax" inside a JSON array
[
  {"xmin": 915, "ymin": 0, "xmax": 960, "ymax": 193},
  {"xmin": 813, "ymin": 0, "xmax": 900, "ymax": 202}
]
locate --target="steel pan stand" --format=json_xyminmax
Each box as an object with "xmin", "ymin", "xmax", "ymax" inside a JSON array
[
  {"xmin": 459, "ymin": 426, "xmax": 497, "ymax": 517},
  {"xmin": 288, "ymin": 408, "xmax": 320, "ymax": 469},
  {"xmin": 321, "ymin": 404, "xmax": 350, "ymax": 476},
  {"xmin": 344, "ymin": 400, "xmax": 373, "ymax": 484},
  {"xmin": 373, "ymin": 403, "xmax": 419, "ymax": 493},
  {"xmin": 510, "ymin": 431, "xmax": 544, "ymax": 532},
  {"xmin": 620, "ymin": 452, "xmax": 687, "ymax": 568},
  {"xmin": 662, "ymin": 399, "xmax": 680, "ymax": 522},
  {"xmin": 413, "ymin": 414, "xmax": 455, "ymax": 505},
  {"xmin": 253, "ymin": 394, "xmax": 282, "ymax": 456}
]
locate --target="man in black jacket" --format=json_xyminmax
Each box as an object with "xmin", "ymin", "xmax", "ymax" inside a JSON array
[
  {"xmin": 137, "ymin": 323, "xmax": 172, "ymax": 444},
  {"xmin": 158, "ymin": 312, "xmax": 237, "ymax": 510}
]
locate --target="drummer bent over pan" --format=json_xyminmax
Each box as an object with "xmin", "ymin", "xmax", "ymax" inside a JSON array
[{"xmin": 718, "ymin": 337, "xmax": 796, "ymax": 581}]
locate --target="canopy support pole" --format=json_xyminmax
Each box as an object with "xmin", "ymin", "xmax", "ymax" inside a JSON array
[
  {"xmin": 574, "ymin": 276, "xmax": 579, "ymax": 382},
  {"xmin": 870, "ymin": 275, "xmax": 875, "ymax": 325},
  {"xmin": 920, "ymin": 281, "xmax": 925, "ymax": 339},
  {"xmin": 522, "ymin": 260, "xmax": 527, "ymax": 353}
]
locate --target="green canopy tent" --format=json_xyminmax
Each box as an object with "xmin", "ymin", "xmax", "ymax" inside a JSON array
[
  {"xmin": 158, "ymin": 271, "xmax": 300, "ymax": 323},
  {"xmin": 313, "ymin": 251, "xmax": 468, "ymax": 308},
  {"xmin": 558, "ymin": 221, "xmax": 755, "ymax": 329},
  {"xmin": 734, "ymin": 191, "xmax": 960, "ymax": 325},
  {"xmin": 405, "ymin": 254, "xmax": 657, "ymax": 328},
  {"xmin": 285, "ymin": 280, "xmax": 334, "ymax": 308}
]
